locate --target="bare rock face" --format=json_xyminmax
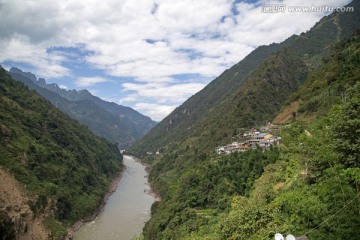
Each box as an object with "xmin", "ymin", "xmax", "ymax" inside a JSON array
[
  {"xmin": 0, "ymin": 167, "xmax": 48, "ymax": 240},
  {"xmin": 0, "ymin": 210, "xmax": 16, "ymax": 239},
  {"xmin": 9, "ymin": 67, "xmax": 37, "ymax": 82}
]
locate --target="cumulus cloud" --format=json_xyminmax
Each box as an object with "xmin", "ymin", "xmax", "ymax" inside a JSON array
[
  {"xmin": 0, "ymin": 34, "xmax": 70, "ymax": 78},
  {"xmin": 75, "ymin": 77, "xmax": 107, "ymax": 87},
  {"xmin": 133, "ymin": 103, "xmax": 178, "ymax": 121},
  {"xmin": 88, "ymin": 89, "xmax": 99, "ymax": 95},
  {"xmin": 0, "ymin": 0, "xmax": 352, "ymax": 120},
  {"xmin": 122, "ymin": 82, "xmax": 207, "ymax": 103},
  {"xmin": 120, "ymin": 80, "xmax": 207, "ymax": 118}
]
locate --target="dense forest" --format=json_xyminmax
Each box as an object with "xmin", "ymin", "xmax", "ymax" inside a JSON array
[
  {"xmin": 0, "ymin": 67, "xmax": 123, "ymax": 238},
  {"xmin": 129, "ymin": 3, "xmax": 360, "ymax": 239}
]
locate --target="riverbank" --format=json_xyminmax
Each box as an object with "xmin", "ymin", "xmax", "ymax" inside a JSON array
[
  {"xmin": 65, "ymin": 164, "xmax": 126, "ymax": 240},
  {"xmin": 71, "ymin": 155, "xmax": 157, "ymax": 240},
  {"xmin": 131, "ymin": 156, "xmax": 161, "ymax": 202}
]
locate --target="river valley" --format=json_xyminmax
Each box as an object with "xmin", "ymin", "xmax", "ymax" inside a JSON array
[{"xmin": 73, "ymin": 155, "xmax": 155, "ymax": 240}]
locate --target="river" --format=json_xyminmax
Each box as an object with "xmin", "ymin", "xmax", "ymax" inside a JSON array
[{"xmin": 73, "ymin": 155, "xmax": 155, "ymax": 240}]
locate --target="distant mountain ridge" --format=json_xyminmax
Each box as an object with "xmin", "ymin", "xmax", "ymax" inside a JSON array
[{"xmin": 8, "ymin": 67, "xmax": 156, "ymax": 148}]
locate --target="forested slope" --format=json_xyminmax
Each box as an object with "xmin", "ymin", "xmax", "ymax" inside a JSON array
[{"xmin": 0, "ymin": 67, "xmax": 123, "ymax": 239}]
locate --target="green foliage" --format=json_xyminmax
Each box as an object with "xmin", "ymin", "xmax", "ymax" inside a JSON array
[
  {"xmin": 143, "ymin": 148, "xmax": 279, "ymax": 239},
  {"xmin": 43, "ymin": 218, "xmax": 67, "ymax": 239},
  {"xmin": 219, "ymin": 112, "xmax": 360, "ymax": 240},
  {"xmin": 0, "ymin": 68, "xmax": 123, "ymax": 237},
  {"xmin": 331, "ymin": 85, "xmax": 360, "ymax": 167},
  {"xmin": 217, "ymin": 35, "xmax": 360, "ymax": 237},
  {"xmin": 132, "ymin": 234, "xmax": 145, "ymax": 240},
  {"xmin": 219, "ymin": 197, "xmax": 287, "ymax": 240},
  {"xmin": 296, "ymin": 31, "xmax": 360, "ymax": 117}
]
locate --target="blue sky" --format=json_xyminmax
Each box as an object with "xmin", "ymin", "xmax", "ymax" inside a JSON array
[{"xmin": 0, "ymin": 0, "xmax": 351, "ymax": 120}]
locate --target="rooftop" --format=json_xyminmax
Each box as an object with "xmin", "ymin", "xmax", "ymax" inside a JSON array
[{"xmin": 257, "ymin": 133, "xmax": 268, "ymax": 137}]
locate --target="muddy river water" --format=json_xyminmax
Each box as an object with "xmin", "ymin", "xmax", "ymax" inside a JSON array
[{"xmin": 73, "ymin": 155, "xmax": 155, "ymax": 240}]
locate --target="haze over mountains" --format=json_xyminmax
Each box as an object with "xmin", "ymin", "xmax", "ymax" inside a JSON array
[{"xmin": 8, "ymin": 67, "xmax": 157, "ymax": 149}]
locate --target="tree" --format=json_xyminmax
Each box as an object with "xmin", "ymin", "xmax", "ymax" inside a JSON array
[{"xmin": 331, "ymin": 87, "xmax": 360, "ymax": 168}]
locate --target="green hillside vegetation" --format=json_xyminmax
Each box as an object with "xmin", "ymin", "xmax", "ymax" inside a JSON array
[
  {"xmin": 186, "ymin": 49, "xmax": 307, "ymax": 151},
  {"xmin": 140, "ymin": 31, "xmax": 360, "ymax": 240},
  {"xmin": 0, "ymin": 68, "xmax": 123, "ymax": 238},
  {"xmin": 144, "ymin": 148, "xmax": 280, "ymax": 239},
  {"xmin": 296, "ymin": 33, "xmax": 360, "ymax": 117},
  {"xmin": 129, "ymin": 0, "xmax": 360, "ymax": 157},
  {"xmin": 219, "ymin": 34, "xmax": 360, "ymax": 238}
]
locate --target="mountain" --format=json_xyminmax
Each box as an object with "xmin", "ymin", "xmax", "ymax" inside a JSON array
[
  {"xmin": 33, "ymin": 78, "xmax": 156, "ymax": 135},
  {"xmin": 130, "ymin": 0, "xmax": 360, "ymax": 157},
  {"xmin": 218, "ymin": 31, "xmax": 360, "ymax": 240},
  {"xmin": 141, "ymin": 32, "xmax": 360, "ymax": 240},
  {"xmin": 0, "ymin": 66, "xmax": 123, "ymax": 239},
  {"xmin": 8, "ymin": 68, "xmax": 157, "ymax": 148},
  {"xmin": 128, "ymin": 1, "xmax": 360, "ymax": 239}
]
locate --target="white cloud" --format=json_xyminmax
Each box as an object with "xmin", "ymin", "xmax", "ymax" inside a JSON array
[
  {"xmin": 88, "ymin": 89, "xmax": 99, "ymax": 95},
  {"xmin": 121, "ymin": 82, "xmax": 207, "ymax": 103},
  {"xmin": 80, "ymin": 0, "xmax": 351, "ymax": 85},
  {"xmin": 0, "ymin": 0, "xmax": 353, "ymax": 120},
  {"xmin": 0, "ymin": 34, "xmax": 70, "ymax": 78},
  {"xmin": 59, "ymin": 85, "xmax": 68, "ymax": 89},
  {"xmin": 75, "ymin": 77, "xmax": 107, "ymax": 87},
  {"xmin": 133, "ymin": 103, "xmax": 177, "ymax": 121}
]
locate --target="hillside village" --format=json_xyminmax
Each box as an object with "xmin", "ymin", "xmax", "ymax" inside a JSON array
[
  {"xmin": 145, "ymin": 126, "xmax": 282, "ymax": 156},
  {"xmin": 215, "ymin": 128, "xmax": 281, "ymax": 154}
]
